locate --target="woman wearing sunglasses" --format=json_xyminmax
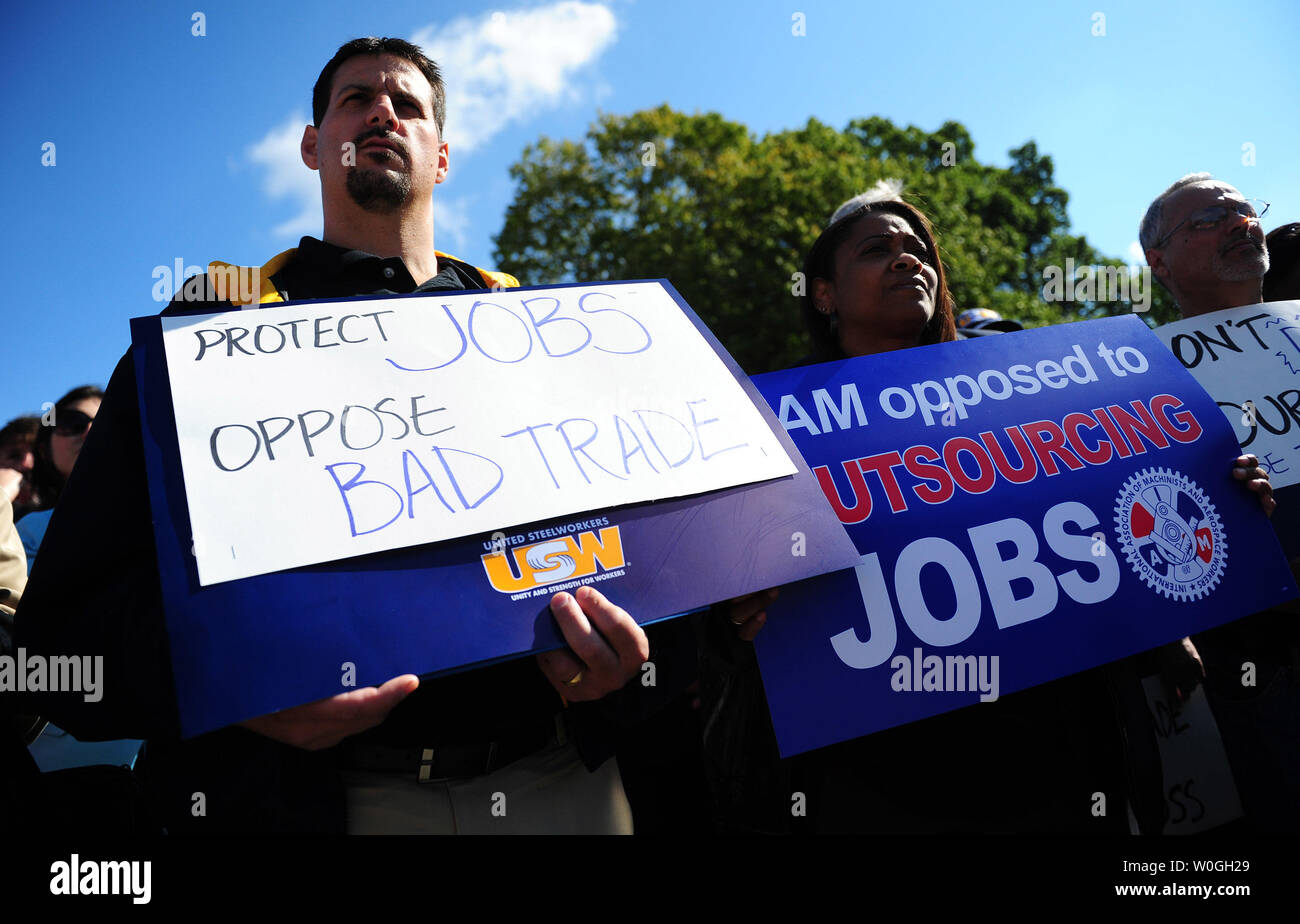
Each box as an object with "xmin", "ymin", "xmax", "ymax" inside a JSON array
[
  {"xmin": 15, "ymin": 383, "xmax": 144, "ymax": 783},
  {"xmin": 17, "ymin": 385, "xmax": 103, "ymax": 570}
]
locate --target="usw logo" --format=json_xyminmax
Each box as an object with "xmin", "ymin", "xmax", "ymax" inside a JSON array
[{"xmin": 482, "ymin": 527, "xmax": 626, "ymax": 593}]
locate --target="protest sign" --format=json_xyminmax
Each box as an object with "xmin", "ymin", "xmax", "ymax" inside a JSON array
[
  {"xmin": 749, "ymin": 315, "xmax": 1295, "ymax": 757},
  {"xmin": 1154, "ymin": 300, "xmax": 1300, "ymax": 488},
  {"xmin": 1141, "ymin": 678, "xmax": 1243, "ymax": 835},
  {"xmin": 132, "ymin": 280, "xmax": 861, "ymax": 737},
  {"xmin": 160, "ymin": 281, "xmax": 797, "ymax": 585}
]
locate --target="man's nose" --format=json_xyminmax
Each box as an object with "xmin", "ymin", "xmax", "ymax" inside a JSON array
[
  {"xmin": 21, "ymin": 451, "xmax": 33, "ymax": 471},
  {"xmin": 1230, "ymin": 209, "xmax": 1261, "ymax": 233},
  {"xmin": 892, "ymin": 252, "xmax": 922, "ymax": 271},
  {"xmin": 366, "ymin": 95, "xmax": 398, "ymax": 129}
]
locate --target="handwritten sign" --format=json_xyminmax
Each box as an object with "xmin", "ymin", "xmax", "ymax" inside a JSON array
[
  {"xmin": 1155, "ymin": 300, "xmax": 1300, "ymax": 488},
  {"xmin": 749, "ymin": 316, "xmax": 1296, "ymax": 757},
  {"xmin": 1141, "ymin": 677, "xmax": 1243, "ymax": 834},
  {"xmin": 160, "ymin": 282, "xmax": 795, "ymax": 585},
  {"xmin": 131, "ymin": 280, "xmax": 861, "ymax": 737}
]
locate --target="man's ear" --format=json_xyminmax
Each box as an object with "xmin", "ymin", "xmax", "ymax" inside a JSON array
[
  {"xmin": 1144, "ymin": 248, "xmax": 1178, "ymax": 296},
  {"xmin": 434, "ymin": 141, "xmax": 449, "ymax": 185},
  {"xmin": 1145, "ymin": 247, "xmax": 1171, "ymax": 287},
  {"xmin": 301, "ymin": 125, "xmax": 319, "ymax": 171}
]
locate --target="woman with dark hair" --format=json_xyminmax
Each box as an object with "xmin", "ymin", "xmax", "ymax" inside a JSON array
[
  {"xmin": 715, "ymin": 182, "xmax": 1271, "ymax": 835},
  {"xmin": 799, "ymin": 181, "xmax": 956, "ymax": 363},
  {"xmin": 16, "ymin": 383, "xmax": 143, "ymax": 788},
  {"xmin": 728, "ymin": 182, "xmax": 957, "ymax": 644},
  {"xmin": 0, "ymin": 416, "xmax": 42, "ymax": 518},
  {"xmin": 18, "ymin": 385, "xmax": 104, "ymax": 571},
  {"xmin": 28, "ymin": 385, "xmax": 104, "ymax": 514},
  {"xmin": 724, "ymin": 183, "xmax": 1129, "ymax": 834}
]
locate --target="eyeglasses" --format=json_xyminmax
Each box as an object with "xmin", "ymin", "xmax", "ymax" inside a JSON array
[
  {"xmin": 53, "ymin": 409, "xmax": 95, "ymax": 436},
  {"xmin": 1153, "ymin": 199, "xmax": 1270, "ymax": 249}
]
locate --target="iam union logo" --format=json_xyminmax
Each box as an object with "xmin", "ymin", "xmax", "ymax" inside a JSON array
[
  {"xmin": 481, "ymin": 526, "xmax": 627, "ymax": 595},
  {"xmin": 1114, "ymin": 467, "xmax": 1227, "ymax": 602}
]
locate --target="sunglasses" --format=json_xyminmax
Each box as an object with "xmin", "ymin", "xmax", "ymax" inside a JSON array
[{"xmin": 53, "ymin": 409, "xmax": 96, "ymax": 436}]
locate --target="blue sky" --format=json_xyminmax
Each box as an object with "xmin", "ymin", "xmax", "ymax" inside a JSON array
[{"xmin": 4, "ymin": 0, "xmax": 1298, "ymax": 425}]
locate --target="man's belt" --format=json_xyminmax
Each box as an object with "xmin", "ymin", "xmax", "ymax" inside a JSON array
[{"xmin": 339, "ymin": 714, "xmax": 567, "ymax": 783}]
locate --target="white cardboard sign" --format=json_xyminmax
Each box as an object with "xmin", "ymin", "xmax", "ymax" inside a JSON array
[
  {"xmin": 1141, "ymin": 676, "xmax": 1243, "ymax": 835},
  {"xmin": 1155, "ymin": 300, "xmax": 1300, "ymax": 488},
  {"xmin": 161, "ymin": 281, "xmax": 796, "ymax": 585}
]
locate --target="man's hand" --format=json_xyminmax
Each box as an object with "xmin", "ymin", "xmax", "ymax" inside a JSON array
[
  {"xmin": 237, "ymin": 674, "xmax": 419, "ymax": 750},
  {"xmin": 724, "ymin": 588, "xmax": 779, "ymax": 642},
  {"xmin": 1234, "ymin": 453, "xmax": 1275, "ymax": 518},
  {"xmin": 535, "ymin": 585, "xmax": 649, "ymax": 703}
]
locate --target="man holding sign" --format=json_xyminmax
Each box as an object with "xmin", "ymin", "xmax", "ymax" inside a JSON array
[
  {"xmin": 1141, "ymin": 172, "xmax": 1300, "ymax": 832},
  {"xmin": 16, "ymin": 37, "xmax": 657, "ymax": 834}
]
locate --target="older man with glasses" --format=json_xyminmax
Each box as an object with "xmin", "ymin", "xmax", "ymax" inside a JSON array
[
  {"xmin": 1141, "ymin": 173, "xmax": 1270, "ymax": 317},
  {"xmin": 1141, "ymin": 173, "xmax": 1300, "ymax": 833}
]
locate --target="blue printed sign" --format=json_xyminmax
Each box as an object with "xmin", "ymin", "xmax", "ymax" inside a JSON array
[
  {"xmin": 749, "ymin": 315, "xmax": 1296, "ymax": 757},
  {"xmin": 132, "ymin": 280, "xmax": 861, "ymax": 737}
]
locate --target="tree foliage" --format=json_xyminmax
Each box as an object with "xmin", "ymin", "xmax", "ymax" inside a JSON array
[{"xmin": 493, "ymin": 107, "xmax": 1175, "ymax": 374}]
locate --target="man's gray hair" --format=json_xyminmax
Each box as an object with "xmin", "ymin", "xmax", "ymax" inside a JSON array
[{"xmin": 1139, "ymin": 172, "xmax": 1214, "ymax": 253}]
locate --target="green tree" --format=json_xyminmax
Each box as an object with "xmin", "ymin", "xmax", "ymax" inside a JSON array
[{"xmin": 494, "ymin": 106, "xmax": 1174, "ymax": 374}]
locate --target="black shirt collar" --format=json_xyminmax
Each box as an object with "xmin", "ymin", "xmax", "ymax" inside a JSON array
[{"xmin": 279, "ymin": 236, "xmax": 485, "ymax": 300}]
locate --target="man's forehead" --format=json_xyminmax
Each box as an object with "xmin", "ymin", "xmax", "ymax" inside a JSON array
[
  {"xmin": 332, "ymin": 54, "xmax": 430, "ymax": 97},
  {"xmin": 1168, "ymin": 181, "xmax": 1246, "ymax": 213}
]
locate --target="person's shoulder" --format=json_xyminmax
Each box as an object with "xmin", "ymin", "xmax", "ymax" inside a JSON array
[
  {"xmin": 481, "ymin": 268, "xmax": 521, "ymax": 288},
  {"xmin": 163, "ymin": 276, "xmax": 233, "ymax": 317},
  {"xmin": 435, "ymin": 251, "xmax": 520, "ymax": 289},
  {"xmin": 15, "ymin": 508, "xmax": 53, "ymax": 550},
  {"xmin": 15, "ymin": 508, "xmax": 53, "ymax": 533},
  {"xmin": 162, "ymin": 249, "xmax": 299, "ymax": 316}
]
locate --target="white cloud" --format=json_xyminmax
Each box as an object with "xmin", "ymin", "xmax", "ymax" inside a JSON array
[
  {"xmin": 1127, "ymin": 240, "xmax": 1146, "ymax": 264},
  {"xmin": 436, "ymin": 194, "xmax": 472, "ymax": 253},
  {"xmin": 246, "ymin": 111, "xmax": 321, "ymax": 240},
  {"xmin": 413, "ymin": 1, "xmax": 618, "ymax": 153}
]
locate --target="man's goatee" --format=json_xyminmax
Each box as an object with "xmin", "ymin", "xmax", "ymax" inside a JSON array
[{"xmin": 346, "ymin": 168, "xmax": 411, "ymax": 213}]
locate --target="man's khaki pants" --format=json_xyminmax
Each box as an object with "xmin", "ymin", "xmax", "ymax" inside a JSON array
[{"xmin": 342, "ymin": 739, "xmax": 633, "ymax": 834}]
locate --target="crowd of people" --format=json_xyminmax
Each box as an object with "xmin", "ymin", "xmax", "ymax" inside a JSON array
[{"xmin": 3, "ymin": 36, "xmax": 1299, "ymax": 837}]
